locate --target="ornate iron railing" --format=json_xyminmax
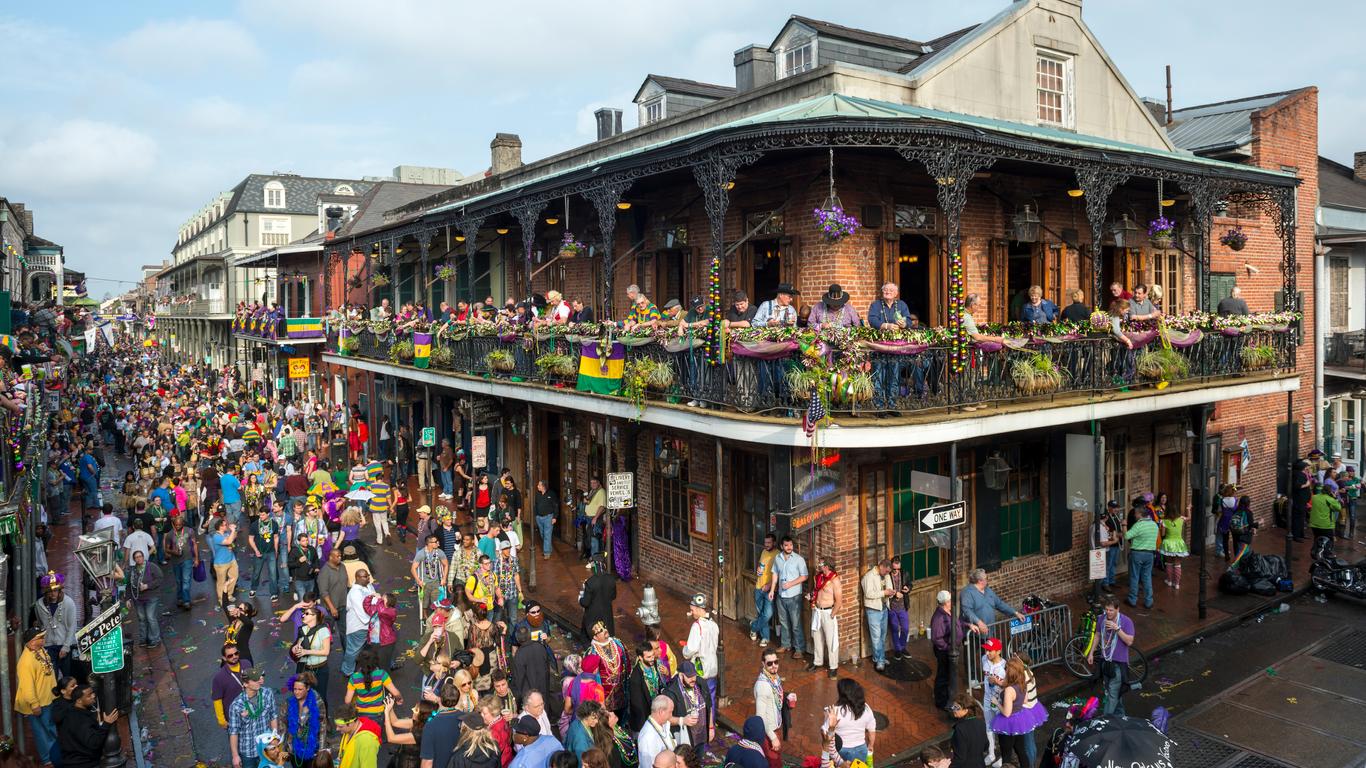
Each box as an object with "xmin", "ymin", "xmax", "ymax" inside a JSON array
[{"xmin": 327, "ymin": 328, "xmax": 1296, "ymax": 418}]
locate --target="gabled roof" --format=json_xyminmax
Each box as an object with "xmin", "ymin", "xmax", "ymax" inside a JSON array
[
  {"xmin": 336, "ymin": 181, "xmax": 456, "ymax": 239},
  {"xmin": 898, "ymin": 24, "xmax": 977, "ymax": 75},
  {"xmin": 776, "ymin": 15, "xmax": 928, "ymax": 54},
  {"xmin": 230, "ymin": 174, "xmax": 374, "ymax": 216},
  {"xmin": 1167, "ymin": 90, "xmax": 1303, "ymax": 155},
  {"xmin": 1319, "ymin": 156, "xmax": 1366, "ymax": 213},
  {"xmin": 633, "ymin": 75, "xmax": 736, "ymax": 104}
]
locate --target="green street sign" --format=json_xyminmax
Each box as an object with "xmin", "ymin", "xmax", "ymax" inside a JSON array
[
  {"xmin": 420, "ymin": 427, "xmax": 436, "ymax": 448},
  {"xmin": 76, "ymin": 603, "xmax": 125, "ymax": 675}
]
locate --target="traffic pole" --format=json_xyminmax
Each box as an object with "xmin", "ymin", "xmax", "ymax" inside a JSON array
[{"xmin": 947, "ymin": 441, "xmax": 959, "ymax": 702}]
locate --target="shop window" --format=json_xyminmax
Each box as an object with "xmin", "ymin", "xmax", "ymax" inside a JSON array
[
  {"xmin": 999, "ymin": 455, "xmax": 1042, "ymax": 561},
  {"xmin": 652, "ymin": 437, "xmax": 691, "ymax": 551},
  {"xmin": 1342, "ymin": 399, "xmax": 1357, "ymax": 463},
  {"xmin": 891, "ymin": 457, "xmax": 943, "ymax": 581}
]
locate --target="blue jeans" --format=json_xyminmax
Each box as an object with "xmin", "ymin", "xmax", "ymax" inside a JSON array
[
  {"xmin": 1104, "ymin": 545, "xmax": 1120, "ymax": 586},
  {"xmin": 81, "ymin": 477, "xmax": 99, "ymax": 509},
  {"xmin": 439, "ymin": 469, "xmax": 454, "ymax": 496},
  {"xmin": 838, "ymin": 746, "xmax": 869, "ymax": 764},
  {"xmin": 776, "ymin": 595, "xmax": 805, "ymax": 653},
  {"xmin": 874, "ymin": 358, "xmax": 902, "ymax": 408},
  {"xmin": 342, "ymin": 629, "xmax": 368, "ymax": 675},
  {"xmin": 1022, "ymin": 723, "xmax": 1038, "ymax": 765},
  {"xmin": 294, "ymin": 577, "xmax": 316, "ymax": 602},
  {"xmin": 26, "ymin": 706, "xmax": 57, "ymax": 765},
  {"xmin": 1101, "ymin": 660, "xmax": 1128, "ymax": 715},
  {"xmin": 866, "ymin": 607, "xmax": 888, "ymax": 666},
  {"xmin": 223, "ymin": 501, "xmax": 242, "ymax": 524},
  {"xmin": 750, "ymin": 590, "xmax": 774, "ymax": 642},
  {"xmin": 536, "ymin": 515, "xmax": 555, "ymax": 556},
  {"xmin": 1127, "ymin": 550, "xmax": 1154, "ymax": 608},
  {"xmin": 136, "ymin": 597, "xmax": 162, "ymax": 644},
  {"xmin": 174, "ymin": 560, "xmax": 193, "ymax": 604},
  {"xmin": 252, "ymin": 552, "xmax": 279, "ymax": 595}
]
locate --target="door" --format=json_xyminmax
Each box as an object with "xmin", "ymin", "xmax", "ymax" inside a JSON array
[
  {"xmin": 897, "ymin": 235, "xmax": 938, "ymax": 326},
  {"xmin": 729, "ymin": 450, "xmax": 771, "ymax": 622},
  {"xmin": 749, "ymin": 238, "xmax": 784, "ymax": 305},
  {"xmin": 885, "ymin": 458, "xmax": 947, "ymax": 623},
  {"xmin": 1157, "ymin": 452, "xmax": 1184, "ymax": 518},
  {"xmin": 988, "ymin": 239, "xmax": 1008, "ymax": 324}
]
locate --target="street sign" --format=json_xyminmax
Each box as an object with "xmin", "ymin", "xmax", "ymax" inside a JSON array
[
  {"xmin": 419, "ymin": 427, "xmax": 436, "ymax": 448},
  {"xmin": 917, "ymin": 500, "xmax": 966, "ymax": 534},
  {"xmin": 288, "ymin": 357, "xmax": 311, "ymax": 379},
  {"xmin": 1009, "ymin": 615, "xmax": 1033, "ymax": 636},
  {"xmin": 75, "ymin": 603, "xmax": 125, "ymax": 674},
  {"xmin": 471, "ymin": 436, "xmax": 487, "ymax": 469},
  {"xmin": 607, "ymin": 472, "xmax": 634, "ymax": 509}
]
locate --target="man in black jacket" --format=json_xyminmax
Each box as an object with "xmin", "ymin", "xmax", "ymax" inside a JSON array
[
  {"xmin": 59, "ymin": 684, "xmax": 119, "ymax": 768},
  {"xmin": 579, "ymin": 556, "xmax": 617, "ymax": 638},
  {"xmin": 510, "ymin": 626, "xmax": 558, "ymax": 721},
  {"xmin": 626, "ymin": 641, "xmax": 667, "ymax": 732}
]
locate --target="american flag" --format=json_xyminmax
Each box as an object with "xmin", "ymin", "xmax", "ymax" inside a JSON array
[{"xmin": 802, "ymin": 390, "xmax": 825, "ymax": 437}]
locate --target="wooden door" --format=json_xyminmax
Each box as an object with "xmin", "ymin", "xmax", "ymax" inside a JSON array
[
  {"xmin": 1157, "ymin": 452, "xmax": 1184, "ymax": 517},
  {"xmin": 987, "ymin": 239, "xmax": 1009, "ymax": 324},
  {"xmin": 729, "ymin": 450, "xmax": 771, "ymax": 622}
]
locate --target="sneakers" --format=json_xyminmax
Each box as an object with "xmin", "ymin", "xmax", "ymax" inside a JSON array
[
  {"xmin": 249, "ymin": 590, "xmax": 257, "ymax": 597},
  {"xmin": 828, "ymin": 670, "xmax": 838, "ymax": 679},
  {"xmin": 759, "ymin": 639, "xmax": 769, "ymax": 648},
  {"xmin": 749, "ymin": 631, "xmax": 757, "ymax": 642},
  {"xmin": 875, "ymin": 663, "xmax": 886, "ymax": 672}
]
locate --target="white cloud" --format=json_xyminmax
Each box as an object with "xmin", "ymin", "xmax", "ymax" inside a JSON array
[
  {"xmin": 109, "ymin": 19, "xmax": 262, "ymax": 74},
  {"xmin": 0, "ymin": 120, "xmax": 157, "ymax": 197},
  {"xmin": 183, "ymin": 97, "xmax": 249, "ymax": 132}
]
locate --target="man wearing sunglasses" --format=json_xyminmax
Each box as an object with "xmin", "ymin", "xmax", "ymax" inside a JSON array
[
  {"xmin": 212, "ymin": 642, "xmax": 253, "ymax": 729},
  {"xmin": 752, "ymin": 649, "xmax": 789, "ymax": 757}
]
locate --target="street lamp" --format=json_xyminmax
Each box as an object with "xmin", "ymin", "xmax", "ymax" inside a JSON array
[{"xmin": 76, "ymin": 530, "xmax": 117, "ymax": 578}]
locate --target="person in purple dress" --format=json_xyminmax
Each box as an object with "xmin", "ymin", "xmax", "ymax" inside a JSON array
[{"xmin": 988, "ymin": 657, "xmax": 1045, "ymax": 766}]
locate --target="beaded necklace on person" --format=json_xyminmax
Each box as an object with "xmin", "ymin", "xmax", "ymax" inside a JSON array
[
  {"xmin": 638, "ymin": 659, "xmax": 662, "ymax": 699},
  {"xmin": 241, "ymin": 689, "xmax": 266, "ymax": 722},
  {"xmin": 1099, "ymin": 613, "xmax": 1122, "ymax": 662},
  {"xmin": 593, "ymin": 637, "xmax": 623, "ymax": 679}
]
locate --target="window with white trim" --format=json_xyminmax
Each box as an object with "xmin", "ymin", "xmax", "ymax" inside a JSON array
[
  {"xmin": 260, "ymin": 216, "xmax": 291, "ymax": 246},
  {"xmin": 1035, "ymin": 52, "xmax": 1073, "ymax": 128},
  {"xmin": 264, "ymin": 180, "xmax": 286, "ymax": 209},
  {"xmin": 780, "ymin": 38, "xmax": 815, "ymax": 78},
  {"xmin": 640, "ymin": 96, "xmax": 664, "ymax": 126}
]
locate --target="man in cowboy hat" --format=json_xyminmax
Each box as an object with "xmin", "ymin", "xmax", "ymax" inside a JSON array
[
  {"xmin": 809, "ymin": 284, "xmax": 860, "ymax": 330},
  {"xmin": 754, "ymin": 284, "xmax": 800, "ymax": 328},
  {"xmin": 33, "ymin": 572, "xmax": 78, "ymax": 676}
]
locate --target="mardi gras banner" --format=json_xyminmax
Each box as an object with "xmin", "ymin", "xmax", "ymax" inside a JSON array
[{"xmin": 576, "ymin": 341, "xmax": 625, "ymax": 394}]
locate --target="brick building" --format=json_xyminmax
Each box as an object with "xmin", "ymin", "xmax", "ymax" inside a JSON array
[{"xmin": 319, "ymin": 0, "xmax": 1314, "ymax": 672}]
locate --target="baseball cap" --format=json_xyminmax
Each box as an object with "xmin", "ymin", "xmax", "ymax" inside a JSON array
[
  {"xmin": 690, "ymin": 593, "xmax": 709, "ymax": 610},
  {"xmin": 982, "ymin": 638, "xmax": 1003, "ymax": 652},
  {"xmin": 240, "ymin": 668, "xmax": 264, "ymax": 682},
  {"xmin": 1106, "ymin": 500, "xmax": 1120, "ymax": 509},
  {"xmin": 678, "ymin": 659, "xmax": 697, "ymax": 677},
  {"xmin": 513, "ymin": 715, "xmax": 541, "ymax": 736},
  {"xmin": 463, "ymin": 712, "xmax": 488, "ymax": 730}
]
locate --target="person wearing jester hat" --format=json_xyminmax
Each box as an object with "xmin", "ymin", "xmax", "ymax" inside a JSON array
[{"xmin": 32, "ymin": 572, "xmax": 78, "ymax": 677}]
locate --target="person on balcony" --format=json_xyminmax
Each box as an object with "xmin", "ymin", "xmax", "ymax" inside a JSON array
[
  {"xmin": 541, "ymin": 291, "xmax": 572, "ymax": 325},
  {"xmin": 960, "ymin": 294, "xmax": 1006, "ymax": 346},
  {"xmin": 371, "ymin": 298, "xmax": 393, "ymax": 323},
  {"xmin": 1217, "ymin": 286, "xmax": 1249, "ymax": 316},
  {"xmin": 1127, "ymin": 285, "xmax": 1161, "ymax": 321},
  {"xmin": 1060, "ymin": 289, "xmax": 1090, "ymax": 323},
  {"xmin": 625, "ymin": 293, "xmax": 663, "ymax": 331},
  {"xmin": 867, "ymin": 283, "xmax": 910, "ymax": 410},
  {"xmin": 724, "ymin": 291, "xmax": 757, "ymax": 329},
  {"xmin": 570, "ymin": 299, "xmax": 595, "ymax": 324},
  {"xmin": 808, "ymin": 284, "xmax": 860, "ymax": 331},
  {"xmin": 1019, "ymin": 285, "xmax": 1058, "ymax": 324},
  {"xmin": 1109, "ymin": 282, "xmax": 1132, "ymax": 302}
]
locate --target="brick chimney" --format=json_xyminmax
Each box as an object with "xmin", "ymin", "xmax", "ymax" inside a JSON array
[
  {"xmin": 490, "ymin": 133, "xmax": 523, "ymax": 176},
  {"xmin": 734, "ymin": 45, "xmax": 776, "ymax": 92},
  {"xmin": 1355, "ymin": 151, "xmax": 1366, "ymax": 182},
  {"xmin": 594, "ymin": 108, "xmax": 623, "ymax": 141}
]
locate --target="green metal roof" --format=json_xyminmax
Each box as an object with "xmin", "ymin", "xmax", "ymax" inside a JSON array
[{"xmin": 423, "ymin": 93, "xmax": 1295, "ymax": 219}]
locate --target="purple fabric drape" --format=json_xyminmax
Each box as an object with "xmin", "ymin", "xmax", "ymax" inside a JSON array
[
  {"xmin": 858, "ymin": 340, "xmax": 930, "ymax": 355},
  {"xmin": 731, "ymin": 340, "xmax": 799, "ymax": 359},
  {"xmin": 612, "ymin": 514, "xmax": 633, "ymax": 581}
]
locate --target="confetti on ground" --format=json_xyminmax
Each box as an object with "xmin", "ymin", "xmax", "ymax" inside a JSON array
[{"xmin": 1286, "ymin": 697, "xmax": 1298, "ymax": 704}]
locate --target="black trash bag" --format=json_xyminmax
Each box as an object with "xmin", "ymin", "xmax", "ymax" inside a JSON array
[
  {"xmin": 1220, "ymin": 569, "xmax": 1250, "ymax": 595},
  {"xmin": 1250, "ymin": 578, "xmax": 1277, "ymax": 596},
  {"xmin": 1261, "ymin": 554, "xmax": 1288, "ymax": 581},
  {"xmin": 1241, "ymin": 554, "xmax": 1272, "ymax": 581}
]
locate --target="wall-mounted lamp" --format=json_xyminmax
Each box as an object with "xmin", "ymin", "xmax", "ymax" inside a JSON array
[
  {"xmin": 544, "ymin": 217, "xmax": 559, "ymax": 226},
  {"xmin": 496, "ymin": 227, "xmax": 510, "ymax": 235},
  {"xmin": 616, "ymin": 201, "xmax": 632, "ymax": 210},
  {"xmin": 1067, "ymin": 189, "xmax": 1084, "ymax": 198},
  {"xmin": 455, "ymin": 235, "xmax": 466, "ymax": 243}
]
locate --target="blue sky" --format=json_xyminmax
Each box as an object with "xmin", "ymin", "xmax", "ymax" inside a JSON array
[{"xmin": 1, "ymin": 0, "xmax": 1361, "ymax": 296}]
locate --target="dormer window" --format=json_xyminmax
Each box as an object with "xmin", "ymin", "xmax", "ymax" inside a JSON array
[
  {"xmin": 334, "ymin": 184, "xmax": 354, "ymax": 195},
  {"xmin": 1035, "ymin": 51, "xmax": 1074, "ymax": 128},
  {"xmin": 779, "ymin": 37, "xmax": 815, "ymax": 78},
  {"xmin": 640, "ymin": 96, "xmax": 665, "ymax": 126},
  {"xmin": 264, "ymin": 180, "xmax": 286, "ymax": 209}
]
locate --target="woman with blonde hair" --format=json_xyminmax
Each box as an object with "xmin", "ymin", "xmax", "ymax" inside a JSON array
[
  {"xmin": 449, "ymin": 709, "xmax": 501, "ymax": 768},
  {"xmin": 450, "ymin": 668, "xmax": 479, "ymax": 713}
]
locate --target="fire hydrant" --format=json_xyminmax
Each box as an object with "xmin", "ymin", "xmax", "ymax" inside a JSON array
[{"xmin": 636, "ymin": 583, "xmax": 661, "ymax": 626}]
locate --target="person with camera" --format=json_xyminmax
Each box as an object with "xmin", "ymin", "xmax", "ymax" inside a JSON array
[
  {"xmin": 1086, "ymin": 594, "xmax": 1135, "ymax": 716},
  {"xmin": 859, "ymin": 560, "xmax": 895, "ymax": 672},
  {"xmin": 887, "ymin": 559, "xmax": 911, "ymax": 661}
]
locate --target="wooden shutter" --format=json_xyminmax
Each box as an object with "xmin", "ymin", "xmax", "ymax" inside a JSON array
[
  {"xmin": 988, "ymin": 239, "xmax": 1009, "ymax": 324},
  {"xmin": 974, "ymin": 453, "xmax": 1003, "ymax": 573}
]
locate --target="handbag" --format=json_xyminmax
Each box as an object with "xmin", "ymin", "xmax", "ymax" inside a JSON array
[{"xmin": 193, "ymin": 559, "xmax": 207, "ymax": 582}]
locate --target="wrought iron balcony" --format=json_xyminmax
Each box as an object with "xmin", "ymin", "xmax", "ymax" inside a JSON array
[
  {"xmin": 325, "ymin": 317, "xmax": 1298, "ymax": 418},
  {"xmin": 157, "ymin": 298, "xmax": 227, "ymax": 317},
  {"xmin": 232, "ymin": 314, "xmax": 325, "ymax": 342},
  {"xmin": 1325, "ymin": 331, "xmax": 1366, "ymax": 376}
]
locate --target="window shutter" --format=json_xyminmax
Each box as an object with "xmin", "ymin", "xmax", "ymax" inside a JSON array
[
  {"xmin": 974, "ymin": 457, "xmax": 1003, "ymax": 573},
  {"xmin": 1047, "ymin": 433, "xmax": 1072, "ymax": 556},
  {"xmin": 988, "ymin": 239, "xmax": 1008, "ymax": 324}
]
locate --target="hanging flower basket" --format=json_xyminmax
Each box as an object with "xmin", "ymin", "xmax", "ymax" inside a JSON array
[
  {"xmin": 434, "ymin": 262, "xmax": 457, "ymax": 281},
  {"xmin": 1148, "ymin": 215, "xmax": 1176, "ymax": 249},
  {"xmin": 813, "ymin": 203, "xmax": 859, "ymax": 244},
  {"xmin": 558, "ymin": 232, "xmax": 586, "ymax": 259},
  {"xmin": 1219, "ymin": 226, "xmax": 1247, "ymax": 251},
  {"xmin": 348, "ymin": 276, "xmax": 364, "ymax": 289},
  {"xmin": 484, "ymin": 349, "xmax": 516, "ymax": 373},
  {"xmin": 372, "ymin": 272, "xmax": 391, "ymax": 287}
]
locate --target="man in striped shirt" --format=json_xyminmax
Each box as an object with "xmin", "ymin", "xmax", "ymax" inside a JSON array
[{"xmin": 368, "ymin": 476, "xmax": 391, "ymax": 545}]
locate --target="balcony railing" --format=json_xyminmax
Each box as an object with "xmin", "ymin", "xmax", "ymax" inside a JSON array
[
  {"xmin": 157, "ymin": 298, "xmax": 227, "ymax": 316},
  {"xmin": 1325, "ymin": 331, "xmax": 1366, "ymax": 374},
  {"xmin": 325, "ymin": 317, "xmax": 1298, "ymax": 418},
  {"xmin": 233, "ymin": 315, "xmax": 325, "ymax": 342}
]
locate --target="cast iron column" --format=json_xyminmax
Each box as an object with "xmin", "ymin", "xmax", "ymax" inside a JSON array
[
  {"xmin": 1074, "ymin": 167, "xmax": 1128, "ymax": 304},
  {"xmin": 585, "ymin": 177, "xmax": 633, "ymax": 322}
]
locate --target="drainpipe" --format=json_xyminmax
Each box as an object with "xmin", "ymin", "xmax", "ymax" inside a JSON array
[{"xmin": 1315, "ymin": 245, "xmax": 1326, "ymax": 450}]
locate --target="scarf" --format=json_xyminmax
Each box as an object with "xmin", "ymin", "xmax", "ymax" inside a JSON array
[
  {"xmin": 637, "ymin": 660, "xmax": 662, "ymax": 701},
  {"xmin": 811, "ymin": 568, "xmax": 837, "ymax": 606}
]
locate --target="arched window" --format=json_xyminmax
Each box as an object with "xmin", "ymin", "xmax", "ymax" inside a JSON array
[
  {"xmin": 334, "ymin": 184, "xmax": 354, "ymax": 195},
  {"xmin": 264, "ymin": 180, "xmax": 286, "ymax": 208}
]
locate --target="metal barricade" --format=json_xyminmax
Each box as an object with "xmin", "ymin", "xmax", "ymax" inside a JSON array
[{"xmin": 964, "ymin": 601, "xmax": 1072, "ymax": 688}]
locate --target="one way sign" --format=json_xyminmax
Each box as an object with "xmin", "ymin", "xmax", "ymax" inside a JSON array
[{"xmin": 918, "ymin": 501, "xmax": 967, "ymax": 533}]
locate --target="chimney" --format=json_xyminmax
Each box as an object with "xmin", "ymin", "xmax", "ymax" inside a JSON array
[
  {"xmin": 734, "ymin": 45, "xmax": 776, "ymax": 93},
  {"xmin": 594, "ymin": 108, "xmax": 623, "ymax": 141},
  {"xmin": 1355, "ymin": 151, "xmax": 1366, "ymax": 183},
  {"xmin": 1140, "ymin": 98, "xmax": 1167, "ymax": 126},
  {"xmin": 490, "ymin": 133, "xmax": 523, "ymax": 176}
]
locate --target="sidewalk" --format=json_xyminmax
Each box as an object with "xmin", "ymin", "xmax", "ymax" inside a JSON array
[{"xmin": 529, "ymin": 532, "xmax": 1322, "ymax": 764}]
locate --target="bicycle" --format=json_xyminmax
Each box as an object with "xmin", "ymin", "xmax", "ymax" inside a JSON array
[{"xmin": 1062, "ymin": 604, "xmax": 1148, "ymax": 683}]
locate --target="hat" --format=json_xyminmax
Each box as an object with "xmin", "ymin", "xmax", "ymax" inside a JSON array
[
  {"xmin": 240, "ymin": 668, "xmax": 264, "ymax": 682},
  {"xmin": 663, "ymin": 299, "xmax": 681, "ymax": 311},
  {"xmin": 1106, "ymin": 500, "xmax": 1120, "ymax": 509},
  {"xmin": 689, "ymin": 295, "xmax": 705, "ymax": 310},
  {"xmin": 1333, "ymin": 452, "xmax": 1343, "ymax": 459},
  {"xmin": 21, "ymin": 628, "xmax": 45, "ymax": 644},
  {"xmin": 821, "ymin": 284, "xmax": 849, "ymax": 309},
  {"xmin": 774, "ymin": 282, "xmax": 800, "ymax": 297},
  {"xmin": 690, "ymin": 593, "xmax": 710, "ymax": 611},
  {"xmin": 982, "ymin": 638, "xmax": 1003, "ymax": 652},
  {"xmin": 39, "ymin": 571, "xmax": 65, "ymax": 591},
  {"xmin": 254, "ymin": 732, "xmax": 282, "ymax": 752},
  {"xmin": 416, "ymin": 504, "xmax": 431, "ymax": 514},
  {"xmin": 678, "ymin": 659, "xmax": 698, "ymax": 677},
  {"xmin": 457, "ymin": 449, "xmax": 467, "ymax": 457},
  {"xmin": 463, "ymin": 712, "xmax": 488, "ymax": 730},
  {"xmin": 590, "ymin": 620, "xmax": 609, "ymax": 636},
  {"xmin": 434, "ymin": 597, "xmax": 454, "ymax": 611},
  {"xmin": 513, "ymin": 715, "xmax": 542, "ymax": 736},
  {"xmin": 1308, "ymin": 448, "xmax": 1325, "ymax": 458},
  {"xmin": 935, "ymin": 590, "xmax": 952, "ymax": 605}
]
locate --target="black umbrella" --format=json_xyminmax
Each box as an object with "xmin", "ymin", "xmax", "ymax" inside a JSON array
[{"xmin": 1064, "ymin": 715, "xmax": 1176, "ymax": 768}]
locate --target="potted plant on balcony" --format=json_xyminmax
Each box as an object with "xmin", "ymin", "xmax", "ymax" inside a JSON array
[
  {"xmin": 535, "ymin": 352, "xmax": 577, "ymax": 378},
  {"xmin": 1147, "ymin": 215, "xmax": 1176, "ymax": 249},
  {"xmin": 558, "ymin": 232, "xmax": 587, "ymax": 259},
  {"xmin": 432, "ymin": 344, "xmax": 455, "ymax": 368},
  {"xmin": 1135, "ymin": 347, "xmax": 1190, "ymax": 383},
  {"xmin": 1240, "ymin": 342, "xmax": 1277, "ymax": 370},
  {"xmin": 832, "ymin": 370, "xmax": 874, "ymax": 404},
  {"xmin": 484, "ymin": 348, "xmax": 516, "ymax": 373},
  {"xmin": 389, "ymin": 339, "xmax": 414, "ymax": 364},
  {"xmin": 813, "ymin": 204, "xmax": 859, "ymax": 244},
  {"xmin": 1219, "ymin": 226, "xmax": 1248, "ymax": 251},
  {"xmin": 621, "ymin": 359, "xmax": 675, "ymax": 417},
  {"xmin": 372, "ymin": 272, "xmax": 391, "ymax": 288},
  {"xmin": 1011, "ymin": 352, "xmax": 1066, "ymax": 395}
]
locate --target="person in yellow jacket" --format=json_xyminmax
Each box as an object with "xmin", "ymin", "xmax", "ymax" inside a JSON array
[
  {"xmin": 335, "ymin": 702, "xmax": 381, "ymax": 768},
  {"xmin": 16, "ymin": 628, "xmax": 58, "ymax": 765}
]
